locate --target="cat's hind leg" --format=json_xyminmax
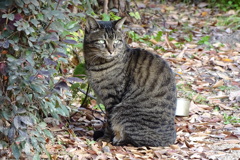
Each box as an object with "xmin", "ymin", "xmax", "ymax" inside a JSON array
[
  {"xmin": 111, "ymin": 120, "xmax": 141, "ymax": 146},
  {"xmin": 94, "ymin": 123, "xmax": 114, "ymax": 142},
  {"xmin": 111, "ymin": 123, "xmax": 125, "ymax": 145}
]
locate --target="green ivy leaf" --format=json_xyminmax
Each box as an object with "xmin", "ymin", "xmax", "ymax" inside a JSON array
[
  {"xmin": 129, "ymin": 12, "xmax": 141, "ymax": 20},
  {"xmin": 28, "ymin": 27, "xmax": 35, "ymax": 33},
  {"xmin": 7, "ymin": 55, "xmax": 16, "ymax": 62},
  {"xmin": 16, "ymin": 94, "xmax": 25, "ymax": 104},
  {"xmin": 7, "ymin": 85, "xmax": 17, "ymax": 90},
  {"xmin": 31, "ymin": 0, "xmax": 39, "ymax": 6},
  {"xmin": 109, "ymin": 12, "xmax": 121, "ymax": 20},
  {"xmin": 23, "ymin": 141, "xmax": 31, "ymax": 154},
  {"xmin": 0, "ymin": 140, "xmax": 8, "ymax": 149},
  {"xmin": 198, "ymin": 36, "xmax": 210, "ymax": 45},
  {"xmin": 38, "ymin": 122, "xmax": 47, "ymax": 129},
  {"xmin": 29, "ymin": 36, "xmax": 37, "ymax": 42},
  {"xmin": 1, "ymin": 109, "xmax": 12, "ymax": 120},
  {"xmin": 23, "ymin": 0, "xmax": 30, "ymax": 4},
  {"xmin": 29, "ymin": 4, "xmax": 37, "ymax": 14},
  {"xmin": 15, "ymin": 135, "xmax": 27, "ymax": 142},
  {"xmin": 93, "ymin": 104, "xmax": 105, "ymax": 111},
  {"xmin": 2, "ymin": 13, "xmax": 14, "ymax": 21},
  {"xmin": 11, "ymin": 143, "xmax": 21, "ymax": 159},
  {"xmin": 31, "ymin": 130, "xmax": 41, "ymax": 137},
  {"xmin": 61, "ymin": 105, "xmax": 69, "ymax": 117},
  {"xmin": 73, "ymin": 63, "xmax": 86, "ymax": 78},
  {"xmin": 135, "ymin": 12, "xmax": 141, "ymax": 20},
  {"xmin": 13, "ymin": 44, "xmax": 19, "ymax": 51},
  {"xmin": 30, "ymin": 84, "xmax": 45, "ymax": 94},
  {"xmin": 66, "ymin": 21, "xmax": 79, "ymax": 30},
  {"xmin": 30, "ymin": 137, "xmax": 41, "ymax": 151},
  {"xmin": 20, "ymin": 116, "xmax": 34, "ymax": 126},
  {"xmin": 155, "ymin": 31, "xmax": 163, "ymax": 42},
  {"xmin": 102, "ymin": 13, "xmax": 110, "ymax": 21},
  {"xmin": 30, "ymin": 19, "xmax": 39, "ymax": 27},
  {"xmin": 26, "ymin": 54, "xmax": 35, "ymax": 66},
  {"xmin": 13, "ymin": 116, "xmax": 22, "ymax": 129},
  {"xmin": 37, "ymin": 13, "xmax": 43, "ymax": 21},
  {"xmin": 0, "ymin": 0, "xmax": 13, "ymax": 10},
  {"xmin": 23, "ymin": 8, "xmax": 30, "ymax": 14},
  {"xmin": 43, "ymin": 129, "xmax": 53, "ymax": 139},
  {"xmin": 8, "ymin": 126, "xmax": 16, "ymax": 142},
  {"xmin": 33, "ymin": 153, "xmax": 40, "ymax": 160}
]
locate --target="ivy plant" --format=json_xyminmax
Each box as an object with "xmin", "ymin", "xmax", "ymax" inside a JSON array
[{"xmin": 0, "ymin": 0, "xmax": 86, "ymax": 158}]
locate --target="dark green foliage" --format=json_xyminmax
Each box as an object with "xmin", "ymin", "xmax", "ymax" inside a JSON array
[
  {"xmin": 0, "ymin": 0, "xmax": 88, "ymax": 158},
  {"xmin": 159, "ymin": 0, "xmax": 240, "ymax": 10},
  {"xmin": 74, "ymin": 63, "xmax": 86, "ymax": 78},
  {"xmin": 211, "ymin": 0, "xmax": 240, "ymax": 10}
]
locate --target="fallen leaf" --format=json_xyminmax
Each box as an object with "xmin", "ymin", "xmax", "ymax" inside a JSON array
[
  {"xmin": 221, "ymin": 58, "xmax": 233, "ymax": 62},
  {"xmin": 201, "ymin": 11, "xmax": 208, "ymax": 17},
  {"xmin": 230, "ymin": 147, "xmax": 240, "ymax": 150},
  {"xmin": 212, "ymin": 79, "xmax": 224, "ymax": 88}
]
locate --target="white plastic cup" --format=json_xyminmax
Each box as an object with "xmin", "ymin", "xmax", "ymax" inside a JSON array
[{"xmin": 175, "ymin": 98, "xmax": 190, "ymax": 116}]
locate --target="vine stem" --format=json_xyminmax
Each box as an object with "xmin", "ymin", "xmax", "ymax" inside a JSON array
[
  {"xmin": 44, "ymin": 0, "xmax": 61, "ymax": 30},
  {"xmin": 80, "ymin": 84, "xmax": 90, "ymax": 108},
  {"xmin": 70, "ymin": 84, "xmax": 91, "ymax": 118},
  {"xmin": 104, "ymin": 0, "xmax": 109, "ymax": 14}
]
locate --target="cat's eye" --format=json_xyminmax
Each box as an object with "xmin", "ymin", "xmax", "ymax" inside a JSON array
[
  {"xmin": 114, "ymin": 40, "xmax": 121, "ymax": 44},
  {"xmin": 96, "ymin": 40, "xmax": 105, "ymax": 44}
]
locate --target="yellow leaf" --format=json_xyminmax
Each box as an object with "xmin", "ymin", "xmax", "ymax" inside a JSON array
[
  {"xmin": 201, "ymin": 11, "xmax": 208, "ymax": 16},
  {"xmin": 222, "ymin": 58, "xmax": 233, "ymax": 62}
]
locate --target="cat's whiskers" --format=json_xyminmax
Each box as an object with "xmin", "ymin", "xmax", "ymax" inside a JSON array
[{"xmin": 89, "ymin": 54, "xmax": 100, "ymax": 65}]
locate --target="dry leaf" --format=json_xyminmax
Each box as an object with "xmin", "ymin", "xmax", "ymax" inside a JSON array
[
  {"xmin": 201, "ymin": 11, "xmax": 208, "ymax": 16},
  {"xmin": 212, "ymin": 79, "xmax": 224, "ymax": 88},
  {"xmin": 221, "ymin": 58, "xmax": 233, "ymax": 62}
]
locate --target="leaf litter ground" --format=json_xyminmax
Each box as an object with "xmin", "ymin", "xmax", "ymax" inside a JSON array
[{"xmin": 44, "ymin": 2, "xmax": 240, "ymax": 160}]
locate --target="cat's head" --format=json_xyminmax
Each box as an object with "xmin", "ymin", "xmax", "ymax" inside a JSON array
[{"xmin": 84, "ymin": 16, "xmax": 126, "ymax": 61}]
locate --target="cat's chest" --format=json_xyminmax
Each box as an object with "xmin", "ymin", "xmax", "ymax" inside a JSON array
[
  {"xmin": 88, "ymin": 66, "xmax": 127, "ymax": 100},
  {"xmin": 88, "ymin": 68, "xmax": 125, "ymax": 88}
]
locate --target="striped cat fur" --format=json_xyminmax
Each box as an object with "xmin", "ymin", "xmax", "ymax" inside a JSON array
[{"xmin": 83, "ymin": 16, "xmax": 177, "ymax": 147}]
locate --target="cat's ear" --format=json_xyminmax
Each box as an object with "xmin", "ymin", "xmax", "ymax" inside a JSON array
[
  {"xmin": 114, "ymin": 17, "xmax": 127, "ymax": 30},
  {"xmin": 85, "ymin": 16, "xmax": 100, "ymax": 33}
]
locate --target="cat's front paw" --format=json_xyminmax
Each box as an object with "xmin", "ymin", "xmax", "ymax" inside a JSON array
[{"xmin": 112, "ymin": 137, "xmax": 127, "ymax": 146}]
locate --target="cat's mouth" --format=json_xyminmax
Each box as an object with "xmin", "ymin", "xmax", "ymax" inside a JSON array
[
  {"xmin": 95, "ymin": 55, "xmax": 114, "ymax": 61},
  {"xmin": 100, "ymin": 53, "xmax": 118, "ymax": 60},
  {"xmin": 103, "ymin": 56, "xmax": 115, "ymax": 60}
]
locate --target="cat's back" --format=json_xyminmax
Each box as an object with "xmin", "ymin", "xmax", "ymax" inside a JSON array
[
  {"xmin": 119, "ymin": 47, "xmax": 176, "ymax": 114},
  {"xmin": 126, "ymin": 48, "xmax": 175, "ymax": 90}
]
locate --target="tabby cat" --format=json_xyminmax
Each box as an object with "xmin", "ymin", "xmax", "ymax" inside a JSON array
[{"xmin": 83, "ymin": 16, "xmax": 177, "ymax": 147}]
